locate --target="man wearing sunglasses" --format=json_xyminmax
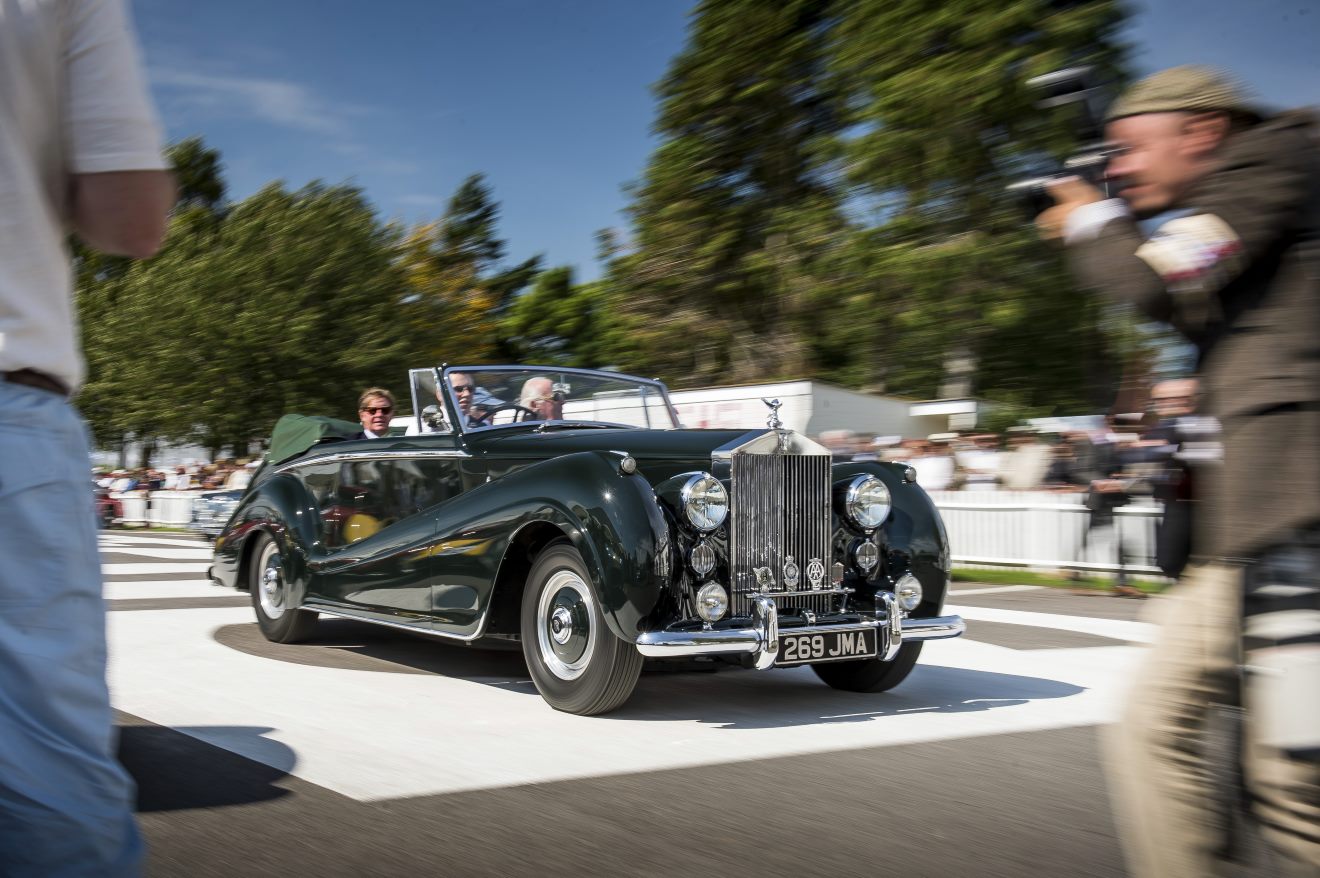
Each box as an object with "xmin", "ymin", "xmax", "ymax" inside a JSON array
[{"xmin": 355, "ymin": 388, "xmax": 396, "ymax": 439}]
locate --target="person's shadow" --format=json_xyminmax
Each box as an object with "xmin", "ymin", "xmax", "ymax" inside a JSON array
[{"xmin": 117, "ymin": 720, "xmax": 296, "ymax": 812}]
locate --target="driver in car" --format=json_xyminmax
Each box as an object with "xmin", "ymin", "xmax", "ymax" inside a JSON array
[{"xmin": 408, "ymin": 372, "xmax": 489, "ymax": 434}]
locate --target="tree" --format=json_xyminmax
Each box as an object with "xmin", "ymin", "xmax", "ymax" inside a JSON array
[
  {"xmin": 78, "ymin": 178, "xmax": 412, "ymax": 457},
  {"xmin": 167, "ymin": 136, "xmax": 226, "ymax": 212},
  {"xmin": 607, "ymin": 0, "xmax": 1136, "ymax": 412},
  {"xmin": 398, "ymin": 174, "xmax": 541, "ymax": 365},
  {"xmin": 610, "ymin": 0, "xmax": 846, "ymax": 387},
  {"xmin": 502, "ymin": 267, "xmax": 613, "ymax": 367},
  {"xmin": 826, "ymin": 0, "xmax": 1131, "ymax": 410}
]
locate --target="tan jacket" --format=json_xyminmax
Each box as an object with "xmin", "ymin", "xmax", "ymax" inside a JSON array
[{"xmin": 1069, "ymin": 112, "xmax": 1320, "ymax": 559}]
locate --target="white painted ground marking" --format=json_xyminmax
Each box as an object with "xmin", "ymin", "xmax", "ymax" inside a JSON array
[
  {"xmin": 99, "ymin": 536, "xmax": 207, "ymax": 549},
  {"xmin": 947, "ymin": 585, "xmax": 1044, "ymax": 597},
  {"xmin": 104, "ymin": 581, "xmax": 237, "ymax": 600},
  {"xmin": 108, "ymin": 607, "xmax": 1144, "ymax": 802},
  {"xmin": 98, "ymin": 547, "xmax": 214, "ymax": 561},
  {"xmin": 947, "ymin": 604, "xmax": 1156, "ymax": 644},
  {"xmin": 102, "ymin": 563, "xmax": 211, "ymax": 576}
]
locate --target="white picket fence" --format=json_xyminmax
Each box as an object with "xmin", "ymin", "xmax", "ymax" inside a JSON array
[
  {"xmin": 927, "ymin": 490, "xmax": 1165, "ymax": 577},
  {"xmin": 112, "ymin": 488, "xmax": 1168, "ymax": 578}
]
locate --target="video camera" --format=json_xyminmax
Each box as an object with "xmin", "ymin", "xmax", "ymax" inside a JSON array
[{"xmin": 1006, "ymin": 66, "xmax": 1122, "ymax": 215}]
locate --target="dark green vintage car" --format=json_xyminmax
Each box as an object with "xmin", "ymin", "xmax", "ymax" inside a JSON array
[{"xmin": 211, "ymin": 365, "xmax": 963, "ymax": 715}]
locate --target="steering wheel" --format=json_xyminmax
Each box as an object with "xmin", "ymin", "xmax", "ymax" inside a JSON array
[{"xmin": 469, "ymin": 403, "xmax": 540, "ymax": 426}]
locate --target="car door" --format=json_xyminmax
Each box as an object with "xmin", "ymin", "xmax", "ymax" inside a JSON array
[{"xmin": 301, "ymin": 456, "xmax": 442, "ymax": 623}]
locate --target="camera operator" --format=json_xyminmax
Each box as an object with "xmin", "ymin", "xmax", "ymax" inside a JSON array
[{"xmin": 1038, "ymin": 66, "xmax": 1319, "ymax": 877}]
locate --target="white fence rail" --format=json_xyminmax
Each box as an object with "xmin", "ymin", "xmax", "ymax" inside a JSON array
[
  {"xmin": 111, "ymin": 491, "xmax": 197, "ymax": 527},
  {"xmin": 111, "ymin": 488, "xmax": 1168, "ymax": 577}
]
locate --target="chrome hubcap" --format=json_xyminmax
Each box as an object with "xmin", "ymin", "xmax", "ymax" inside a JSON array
[
  {"xmin": 549, "ymin": 606, "xmax": 574, "ymax": 645},
  {"xmin": 256, "ymin": 542, "xmax": 286, "ymax": 620},
  {"xmin": 536, "ymin": 570, "xmax": 596, "ymax": 681}
]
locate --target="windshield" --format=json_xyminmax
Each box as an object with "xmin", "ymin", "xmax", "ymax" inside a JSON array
[{"xmin": 410, "ymin": 367, "xmax": 678, "ymax": 432}]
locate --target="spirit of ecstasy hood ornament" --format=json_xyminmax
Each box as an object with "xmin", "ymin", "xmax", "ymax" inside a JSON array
[{"xmin": 761, "ymin": 397, "xmax": 783, "ymax": 431}]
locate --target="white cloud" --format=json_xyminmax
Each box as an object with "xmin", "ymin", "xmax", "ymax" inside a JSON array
[{"xmin": 151, "ymin": 68, "xmax": 356, "ymax": 138}]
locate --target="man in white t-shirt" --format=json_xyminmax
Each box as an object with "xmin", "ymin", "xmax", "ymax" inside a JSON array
[{"xmin": 1, "ymin": 1, "xmax": 174, "ymax": 874}]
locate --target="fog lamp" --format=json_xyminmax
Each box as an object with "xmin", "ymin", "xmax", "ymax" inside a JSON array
[
  {"xmin": 854, "ymin": 540, "xmax": 880, "ymax": 573},
  {"xmin": 695, "ymin": 582, "xmax": 729, "ymax": 622},
  {"xmin": 690, "ymin": 542, "xmax": 716, "ymax": 577},
  {"xmin": 895, "ymin": 573, "xmax": 923, "ymax": 612}
]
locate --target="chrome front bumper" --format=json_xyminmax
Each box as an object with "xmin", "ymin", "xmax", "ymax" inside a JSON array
[{"xmin": 635, "ymin": 593, "xmax": 964, "ymax": 670}]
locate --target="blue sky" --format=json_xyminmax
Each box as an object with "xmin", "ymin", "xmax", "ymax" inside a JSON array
[{"xmin": 134, "ymin": 0, "xmax": 1318, "ymax": 282}]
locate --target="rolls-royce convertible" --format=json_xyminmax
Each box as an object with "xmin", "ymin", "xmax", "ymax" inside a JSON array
[{"xmin": 210, "ymin": 366, "xmax": 964, "ymax": 715}]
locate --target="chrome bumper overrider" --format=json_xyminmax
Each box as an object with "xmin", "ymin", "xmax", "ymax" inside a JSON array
[{"xmin": 635, "ymin": 593, "xmax": 964, "ymax": 669}]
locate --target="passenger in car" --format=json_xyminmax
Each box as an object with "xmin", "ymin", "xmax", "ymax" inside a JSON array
[
  {"xmin": 519, "ymin": 376, "xmax": 563, "ymax": 420},
  {"xmin": 355, "ymin": 387, "xmax": 395, "ymax": 439}
]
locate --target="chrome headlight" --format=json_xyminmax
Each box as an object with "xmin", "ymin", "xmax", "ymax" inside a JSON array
[
  {"xmin": 845, "ymin": 475, "xmax": 891, "ymax": 530},
  {"xmin": 695, "ymin": 582, "xmax": 729, "ymax": 622},
  {"xmin": 681, "ymin": 473, "xmax": 728, "ymax": 532}
]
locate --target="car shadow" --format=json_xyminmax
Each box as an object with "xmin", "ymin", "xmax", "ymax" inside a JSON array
[
  {"xmin": 214, "ymin": 619, "xmax": 533, "ymax": 683},
  {"xmin": 117, "ymin": 722, "xmax": 295, "ymax": 812},
  {"xmin": 606, "ymin": 663, "xmax": 1087, "ymax": 729},
  {"xmin": 214, "ymin": 620, "xmax": 1087, "ymax": 729}
]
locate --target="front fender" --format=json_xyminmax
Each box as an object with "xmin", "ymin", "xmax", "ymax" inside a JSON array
[
  {"xmin": 213, "ymin": 473, "xmax": 318, "ymax": 605},
  {"xmin": 441, "ymin": 451, "xmax": 672, "ymax": 642},
  {"xmin": 831, "ymin": 461, "xmax": 950, "ymax": 613}
]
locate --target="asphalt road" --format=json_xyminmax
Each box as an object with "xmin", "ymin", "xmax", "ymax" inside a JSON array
[{"xmin": 99, "ymin": 532, "xmax": 1177, "ymax": 877}]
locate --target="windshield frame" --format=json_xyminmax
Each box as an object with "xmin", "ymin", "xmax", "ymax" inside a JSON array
[{"xmin": 436, "ymin": 365, "xmax": 679, "ymax": 435}]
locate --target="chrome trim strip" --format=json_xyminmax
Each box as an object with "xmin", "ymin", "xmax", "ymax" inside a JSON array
[
  {"xmin": 746, "ymin": 587, "xmax": 853, "ymax": 599},
  {"xmin": 274, "ymin": 448, "xmax": 472, "ymax": 473},
  {"xmin": 307, "ymin": 603, "xmax": 489, "ymax": 642}
]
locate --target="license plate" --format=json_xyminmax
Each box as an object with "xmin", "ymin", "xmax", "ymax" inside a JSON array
[{"xmin": 777, "ymin": 628, "xmax": 877, "ymax": 666}]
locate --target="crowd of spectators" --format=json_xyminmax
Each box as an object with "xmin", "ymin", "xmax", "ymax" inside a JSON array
[
  {"xmin": 816, "ymin": 379, "xmax": 1201, "ymax": 499},
  {"xmin": 93, "ymin": 459, "xmax": 257, "ymax": 494}
]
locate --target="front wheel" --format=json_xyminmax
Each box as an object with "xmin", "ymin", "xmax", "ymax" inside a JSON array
[
  {"xmin": 249, "ymin": 533, "xmax": 318, "ymax": 643},
  {"xmin": 520, "ymin": 542, "xmax": 642, "ymax": 715},
  {"xmin": 811, "ymin": 642, "xmax": 923, "ymax": 692}
]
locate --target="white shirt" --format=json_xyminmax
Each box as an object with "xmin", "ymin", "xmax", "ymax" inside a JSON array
[{"xmin": 0, "ymin": 0, "xmax": 168, "ymax": 391}]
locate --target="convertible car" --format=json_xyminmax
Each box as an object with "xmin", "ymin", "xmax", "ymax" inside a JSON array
[{"xmin": 211, "ymin": 366, "xmax": 963, "ymax": 715}]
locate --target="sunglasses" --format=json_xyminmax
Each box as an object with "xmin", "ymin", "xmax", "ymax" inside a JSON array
[
  {"xmin": 452, "ymin": 385, "xmax": 474, "ymax": 394},
  {"xmin": 361, "ymin": 406, "xmax": 393, "ymax": 415}
]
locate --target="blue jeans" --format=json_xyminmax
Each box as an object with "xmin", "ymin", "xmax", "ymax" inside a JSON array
[{"xmin": 0, "ymin": 383, "xmax": 142, "ymax": 876}]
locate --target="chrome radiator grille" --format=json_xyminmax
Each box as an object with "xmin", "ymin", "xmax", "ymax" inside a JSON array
[{"xmin": 730, "ymin": 451, "xmax": 833, "ymax": 616}]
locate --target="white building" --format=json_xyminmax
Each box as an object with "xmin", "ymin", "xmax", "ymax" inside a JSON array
[{"xmin": 667, "ymin": 380, "xmax": 962, "ymax": 438}]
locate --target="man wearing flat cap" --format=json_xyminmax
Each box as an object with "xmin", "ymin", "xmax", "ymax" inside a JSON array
[{"xmin": 1040, "ymin": 66, "xmax": 1320, "ymax": 877}]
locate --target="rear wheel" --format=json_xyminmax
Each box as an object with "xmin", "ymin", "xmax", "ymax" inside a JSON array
[
  {"xmin": 250, "ymin": 533, "xmax": 318, "ymax": 643},
  {"xmin": 811, "ymin": 642, "xmax": 923, "ymax": 692},
  {"xmin": 520, "ymin": 542, "xmax": 642, "ymax": 715}
]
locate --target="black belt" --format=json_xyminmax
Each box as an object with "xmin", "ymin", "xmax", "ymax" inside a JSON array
[{"xmin": 3, "ymin": 369, "xmax": 70, "ymax": 398}]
